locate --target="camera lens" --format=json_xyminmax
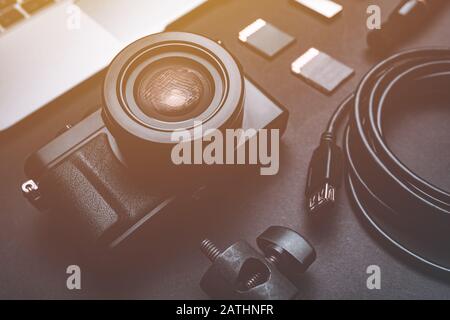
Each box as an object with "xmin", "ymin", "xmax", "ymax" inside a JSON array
[
  {"xmin": 103, "ymin": 32, "xmax": 244, "ymax": 146},
  {"xmin": 134, "ymin": 57, "xmax": 214, "ymax": 122}
]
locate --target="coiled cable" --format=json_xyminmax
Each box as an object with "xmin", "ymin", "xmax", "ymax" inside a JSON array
[{"xmin": 306, "ymin": 48, "xmax": 450, "ymax": 273}]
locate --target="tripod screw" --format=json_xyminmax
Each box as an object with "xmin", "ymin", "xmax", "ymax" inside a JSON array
[{"xmin": 200, "ymin": 226, "xmax": 316, "ymax": 298}]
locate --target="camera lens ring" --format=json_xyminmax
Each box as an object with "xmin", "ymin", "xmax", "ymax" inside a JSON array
[
  {"xmin": 124, "ymin": 52, "xmax": 223, "ymax": 129},
  {"xmin": 103, "ymin": 32, "xmax": 244, "ymax": 145}
]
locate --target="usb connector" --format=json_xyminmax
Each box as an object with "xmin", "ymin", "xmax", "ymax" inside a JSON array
[
  {"xmin": 308, "ymin": 182, "xmax": 336, "ymax": 213},
  {"xmin": 306, "ymin": 133, "xmax": 343, "ymax": 213}
]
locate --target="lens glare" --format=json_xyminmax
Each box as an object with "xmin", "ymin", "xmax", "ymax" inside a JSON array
[{"xmin": 136, "ymin": 64, "xmax": 206, "ymax": 118}]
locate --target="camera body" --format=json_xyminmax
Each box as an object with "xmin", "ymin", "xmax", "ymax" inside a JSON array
[{"xmin": 22, "ymin": 33, "xmax": 288, "ymax": 249}]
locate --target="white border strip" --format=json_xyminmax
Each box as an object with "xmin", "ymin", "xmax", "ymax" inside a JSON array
[
  {"xmin": 239, "ymin": 18, "xmax": 267, "ymax": 42},
  {"xmin": 291, "ymin": 48, "xmax": 320, "ymax": 74},
  {"xmin": 294, "ymin": 0, "xmax": 343, "ymax": 19}
]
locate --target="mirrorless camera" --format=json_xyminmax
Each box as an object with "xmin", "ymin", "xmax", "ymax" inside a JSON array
[{"xmin": 21, "ymin": 32, "xmax": 288, "ymax": 249}]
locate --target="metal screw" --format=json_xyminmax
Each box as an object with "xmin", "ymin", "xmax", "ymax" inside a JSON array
[
  {"xmin": 200, "ymin": 239, "xmax": 280, "ymax": 289},
  {"xmin": 200, "ymin": 239, "xmax": 222, "ymax": 262}
]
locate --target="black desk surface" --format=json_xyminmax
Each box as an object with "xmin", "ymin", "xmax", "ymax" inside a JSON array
[{"xmin": 1, "ymin": 0, "xmax": 450, "ymax": 299}]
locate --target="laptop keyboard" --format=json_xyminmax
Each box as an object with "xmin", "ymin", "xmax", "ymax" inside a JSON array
[{"xmin": 0, "ymin": 0, "xmax": 55, "ymax": 30}]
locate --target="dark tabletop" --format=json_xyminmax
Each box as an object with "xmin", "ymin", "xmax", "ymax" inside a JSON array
[{"xmin": 1, "ymin": 0, "xmax": 450, "ymax": 299}]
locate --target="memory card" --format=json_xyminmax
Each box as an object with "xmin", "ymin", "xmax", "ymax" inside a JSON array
[
  {"xmin": 291, "ymin": 48, "xmax": 354, "ymax": 94},
  {"xmin": 294, "ymin": 0, "xmax": 343, "ymax": 19},
  {"xmin": 239, "ymin": 19, "xmax": 295, "ymax": 58}
]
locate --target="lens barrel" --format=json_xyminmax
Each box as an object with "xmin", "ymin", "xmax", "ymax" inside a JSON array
[{"xmin": 103, "ymin": 32, "xmax": 245, "ymax": 150}]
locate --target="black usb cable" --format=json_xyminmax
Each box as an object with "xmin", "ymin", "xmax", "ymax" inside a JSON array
[{"xmin": 306, "ymin": 48, "xmax": 450, "ymax": 273}]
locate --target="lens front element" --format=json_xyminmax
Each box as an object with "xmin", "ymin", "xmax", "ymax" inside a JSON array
[{"xmin": 135, "ymin": 58, "xmax": 214, "ymax": 122}]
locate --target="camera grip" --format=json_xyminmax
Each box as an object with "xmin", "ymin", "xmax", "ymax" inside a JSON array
[{"xmin": 38, "ymin": 133, "xmax": 168, "ymax": 246}]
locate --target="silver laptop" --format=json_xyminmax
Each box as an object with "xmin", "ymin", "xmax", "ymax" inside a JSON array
[{"xmin": 0, "ymin": 0, "xmax": 207, "ymax": 131}]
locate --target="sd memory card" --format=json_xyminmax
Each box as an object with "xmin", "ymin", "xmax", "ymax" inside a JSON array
[
  {"xmin": 291, "ymin": 48, "xmax": 354, "ymax": 94},
  {"xmin": 239, "ymin": 19, "xmax": 295, "ymax": 59}
]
